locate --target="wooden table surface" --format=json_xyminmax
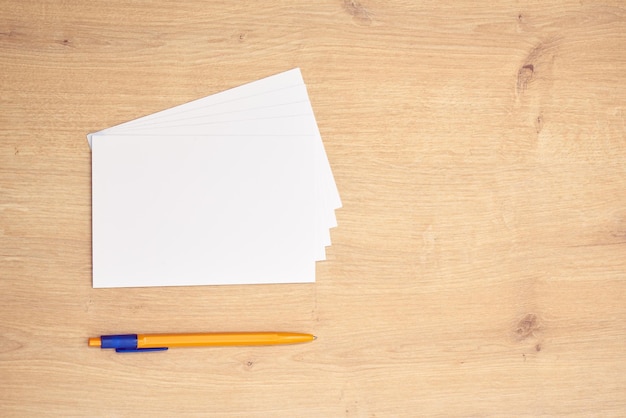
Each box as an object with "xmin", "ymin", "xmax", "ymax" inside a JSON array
[{"xmin": 2, "ymin": 1, "xmax": 625, "ymax": 416}]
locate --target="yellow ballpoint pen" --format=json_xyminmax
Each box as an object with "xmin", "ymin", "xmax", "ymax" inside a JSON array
[{"xmin": 88, "ymin": 332, "xmax": 316, "ymax": 352}]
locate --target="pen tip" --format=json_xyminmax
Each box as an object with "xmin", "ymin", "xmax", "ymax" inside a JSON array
[{"xmin": 313, "ymin": 336, "xmax": 317, "ymax": 340}]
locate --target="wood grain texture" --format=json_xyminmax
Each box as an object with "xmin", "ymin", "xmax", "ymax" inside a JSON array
[{"xmin": 1, "ymin": 0, "xmax": 625, "ymax": 416}]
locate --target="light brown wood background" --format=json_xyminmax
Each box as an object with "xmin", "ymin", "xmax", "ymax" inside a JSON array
[{"xmin": 1, "ymin": 0, "xmax": 625, "ymax": 416}]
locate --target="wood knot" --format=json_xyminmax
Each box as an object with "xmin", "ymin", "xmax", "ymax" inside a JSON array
[
  {"xmin": 342, "ymin": 0, "xmax": 373, "ymax": 26},
  {"xmin": 55, "ymin": 38, "xmax": 73, "ymax": 48},
  {"xmin": 516, "ymin": 64, "xmax": 534, "ymax": 93},
  {"xmin": 514, "ymin": 37, "xmax": 560, "ymax": 97},
  {"xmin": 535, "ymin": 113, "xmax": 544, "ymax": 133},
  {"xmin": 515, "ymin": 313, "xmax": 539, "ymax": 340}
]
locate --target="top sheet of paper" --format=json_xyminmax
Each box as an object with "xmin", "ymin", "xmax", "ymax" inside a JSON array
[{"xmin": 92, "ymin": 134, "xmax": 317, "ymax": 287}]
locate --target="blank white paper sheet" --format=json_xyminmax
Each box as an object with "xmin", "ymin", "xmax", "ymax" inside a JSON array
[{"xmin": 88, "ymin": 68, "xmax": 341, "ymax": 288}]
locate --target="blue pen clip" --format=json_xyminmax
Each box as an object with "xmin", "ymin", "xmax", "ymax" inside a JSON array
[{"xmin": 115, "ymin": 347, "xmax": 169, "ymax": 353}]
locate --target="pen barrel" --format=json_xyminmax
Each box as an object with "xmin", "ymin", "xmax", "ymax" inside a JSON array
[{"xmin": 137, "ymin": 332, "xmax": 313, "ymax": 348}]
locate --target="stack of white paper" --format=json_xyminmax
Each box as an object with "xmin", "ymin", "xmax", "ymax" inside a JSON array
[{"xmin": 88, "ymin": 68, "xmax": 340, "ymax": 288}]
